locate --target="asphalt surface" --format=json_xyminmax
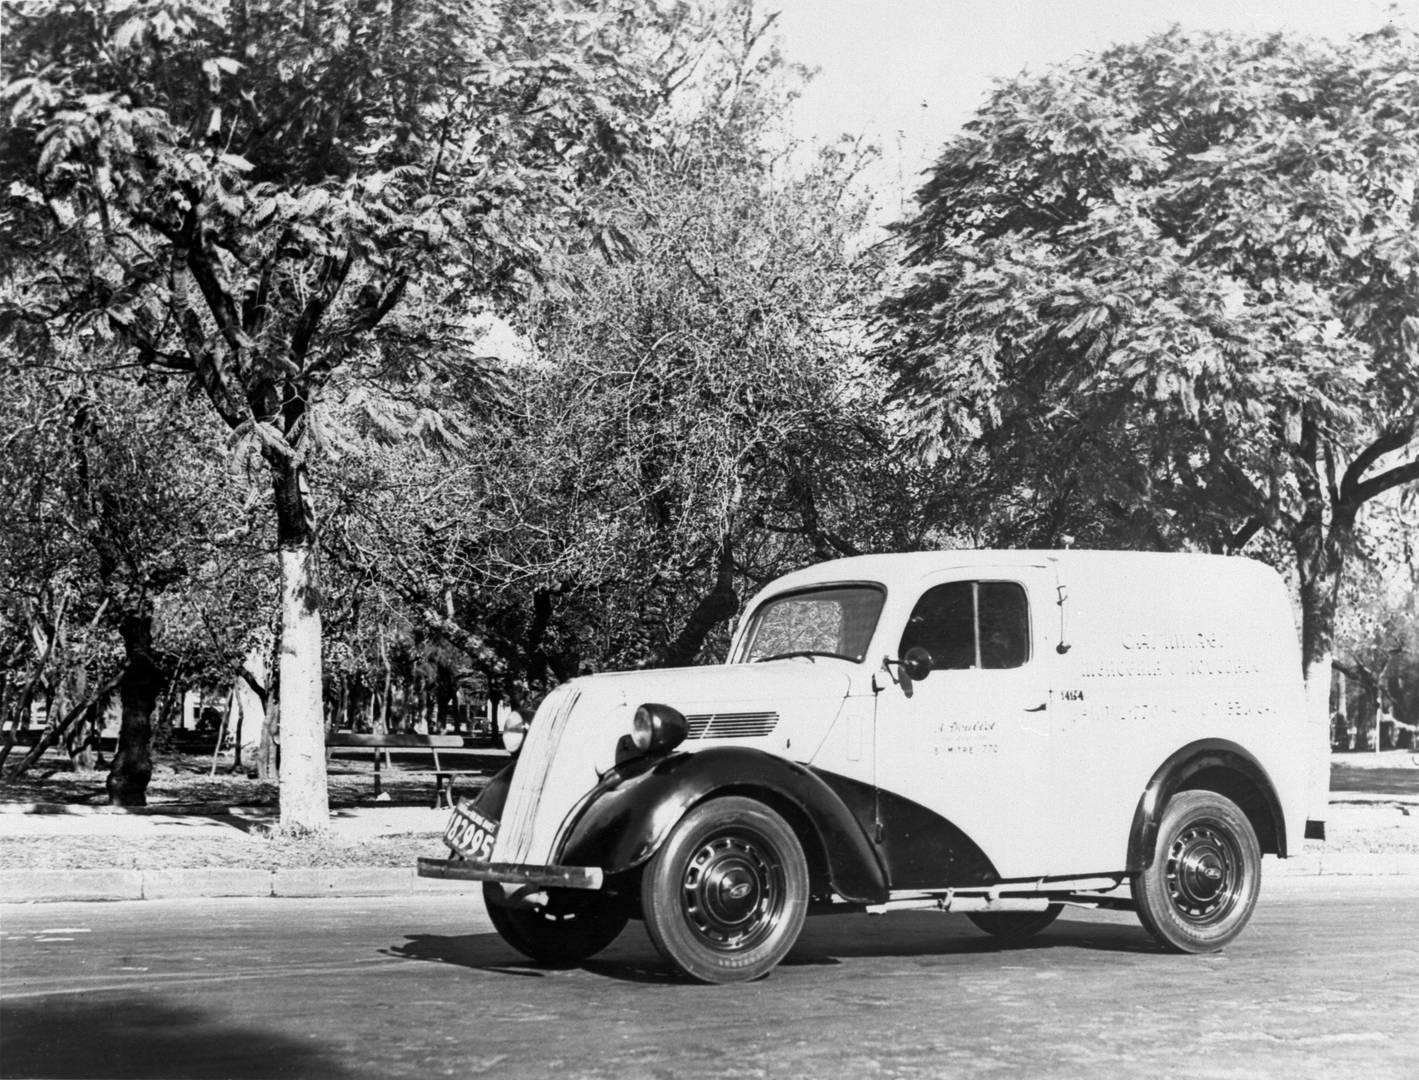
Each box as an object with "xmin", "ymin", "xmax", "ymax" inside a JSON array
[{"xmin": 3, "ymin": 877, "xmax": 1417, "ymax": 1080}]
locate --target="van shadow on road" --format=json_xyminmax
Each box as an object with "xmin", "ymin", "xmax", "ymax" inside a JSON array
[
  {"xmin": 385, "ymin": 910, "xmax": 1160, "ymax": 986},
  {"xmin": 0, "ymin": 994, "xmax": 351, "ymax": 1080},
  {"xmin": 385, "ymin": 930, "xmax": 687, "ymax": 984}
]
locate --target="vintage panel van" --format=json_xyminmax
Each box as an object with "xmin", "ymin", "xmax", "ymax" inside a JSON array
[{"xmin": 418, "ymin": 551, "xmax": 1322, "ymax": 983}]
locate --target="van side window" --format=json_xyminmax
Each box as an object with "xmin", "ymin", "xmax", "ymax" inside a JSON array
[{"xmin": 899, "ymin": 581, "xmax": 1030, "ymax": 670}]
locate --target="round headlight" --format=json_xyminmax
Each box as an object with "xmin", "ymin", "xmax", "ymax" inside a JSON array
[
  {"xmin": 500, "ymin": 710, "xmax": 528, "ymax": 753},
  {"xmin": 631, "ymin": 703, "xmax": 688, "ymax": 755}
]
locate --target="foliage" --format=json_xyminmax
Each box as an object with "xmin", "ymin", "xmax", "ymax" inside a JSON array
[
  {"xmin": 1, "ymin": 0, "xmax": 685, "ymax": 813},
  {"xmin": 315, "ymin": 3, "xmax": 931, "ymax": 706},
  {"xmin": 877, "ymin": 26, "xmax": 1419, "ymax": 555},
  {"xmin": 0, "ymin": 355, "xmax": 270, "ymax": 753},
  {"xmin": 875, "ymin": 25, "xmax": 1419, "ymax": 729}
]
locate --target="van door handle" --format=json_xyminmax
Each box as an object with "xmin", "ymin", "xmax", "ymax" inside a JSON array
[{"xmin": 1024, "ymin": 703, "xmax": 1047, "ymax": 713}]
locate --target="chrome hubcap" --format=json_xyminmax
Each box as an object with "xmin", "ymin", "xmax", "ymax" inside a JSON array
[
  {"xmin": 682, "ymin": 831, "xmax": 784, "ymax": 952},
  {"xmin": 1165, "ymin": 821, "xmax": 1242, "ymax": 925}
]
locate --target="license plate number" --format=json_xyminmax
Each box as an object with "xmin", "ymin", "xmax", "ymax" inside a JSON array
[{"xmin": 444, "ymin": 805, "xmax": 498, "ymax": 861}]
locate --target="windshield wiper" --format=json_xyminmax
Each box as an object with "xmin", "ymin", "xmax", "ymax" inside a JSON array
[{"xmin": 753, "ymin": 650, "xmax": 846, "ymax": 663}]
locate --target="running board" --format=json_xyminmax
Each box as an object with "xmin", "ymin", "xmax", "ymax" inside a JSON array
[{"xmin": 862, "ymin": 880, "xmax": 1135, "ymax": 916}]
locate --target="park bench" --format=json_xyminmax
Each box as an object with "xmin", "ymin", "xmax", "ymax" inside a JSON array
[{"xmin": 325, "ymin": 732, "xmax": 503, "ymax": 808}]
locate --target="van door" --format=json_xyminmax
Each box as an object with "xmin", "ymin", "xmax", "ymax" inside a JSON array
[{"xmin": 872, "ymin": 568, "xmax": 1059, "ymax": 884}]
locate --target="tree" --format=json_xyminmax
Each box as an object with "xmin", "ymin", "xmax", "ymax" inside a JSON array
[
  {"xmin": 2, "ymin": 0, "xmax": 665, "ymax": 829},
  {"xmin": 1331, "ymin": 502, "xmax": 1419, "ymax": 749},
  {"xmin": 876, "ymin": 26, "xmax": 1419, "ymax": 809},
  {"xmin": 317, "ymin": 1, "xmax": 935, "ymax": 708},
  {"xmin": 0, "ymin": 349, "xmax": 264, "ymax": 799}
]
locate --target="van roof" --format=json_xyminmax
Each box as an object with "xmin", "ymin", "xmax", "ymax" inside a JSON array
[{"xmin": 752, "ymin": 549, "xmax": 1265, "ymax": 596}]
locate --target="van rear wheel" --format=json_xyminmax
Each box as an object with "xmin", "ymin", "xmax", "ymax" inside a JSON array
[
  {"xmin": 483, "ymin": 883, "xmax": 629, "ymax": 965},
  {"xmin": 967, "ymin": 905, "xmax": 1063, "ymax": 945},
  {"xmin": 641, "ymin": 796, "xmax": 809, "ymax": 984},
  {"xmin": 1131, "ymin": 791, "xmax": 1260, "ymax": 953}
]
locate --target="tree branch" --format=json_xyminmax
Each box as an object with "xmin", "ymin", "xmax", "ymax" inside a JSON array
[
  {"xmin": 1223, "ymin": 516, "xmax": 1265, "ymax": 553},
  {"xmin": 1339, "ymin": 423, "xmax": 1416, "ymax": 502},
  {"xmin": 1346, "ymin": 454, "xmax": 1419, "ymax": 508}
]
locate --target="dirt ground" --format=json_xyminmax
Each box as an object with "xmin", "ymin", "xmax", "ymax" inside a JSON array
[
  {"xmin": 0, "ymin": 750, "xmax": 500, "ymax": 871},
  {"xmin": 0, "ymin": 749, "xmax": 504, "ymax": 809}
]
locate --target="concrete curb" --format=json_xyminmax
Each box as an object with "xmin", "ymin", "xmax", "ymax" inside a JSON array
[
  {"xmin": 3, "ymin": 856, "xmax": 1417, "ymax": 904},
  {"xmin": 1268, "ymin": 852, "xmax": 1419, "ymax": 877},
  {"xmin": 0, "ymin": 869, "xmax": 145, "ymax": 902},
  {"xmin": 0, "ymin": 867, "xmax": 481, "ymax": 903},
  {"xmin": 0, "ymin": 802, "xmax": 274, "ymax": 816}
]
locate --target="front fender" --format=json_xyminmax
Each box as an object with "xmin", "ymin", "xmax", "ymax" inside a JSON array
[{"xmin": 555, "ymin": 746, "xmax": 889, "ymax": 904}]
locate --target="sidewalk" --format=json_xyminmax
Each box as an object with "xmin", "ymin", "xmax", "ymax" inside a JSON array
[
  {"xmin": 0, "ymin": 804, "xmax": 479, "ymax": 903},
  {"xmin": 3, "ymin": 793, "xmax": 1418, "ymax": 903}
]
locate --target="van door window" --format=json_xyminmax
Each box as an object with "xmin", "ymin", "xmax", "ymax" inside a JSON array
[{"xmin": 900, "ymin": 581, "xmax": 1030, "ymax": 670}]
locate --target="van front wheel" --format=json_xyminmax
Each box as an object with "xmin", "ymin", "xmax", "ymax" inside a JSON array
[
  {"xmin": 1131, "ymin": 791, "xmax": 1261, "ymax": 953},
  {"xmin": 641, "ymin": 796, "xmax": 809, "ymax": 984}
]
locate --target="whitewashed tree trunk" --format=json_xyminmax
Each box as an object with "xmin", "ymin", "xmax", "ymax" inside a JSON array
[
  {"xmin": 277, "ymin": 541, "xmax": 329, "ymax": 833},
  {"xmin": 234, "ymin": 646, "xmax": 266, "ymax": 761},
  {"xmin": 1302, "ymin": 650, "xmax": 1334, "ymax": 827}
]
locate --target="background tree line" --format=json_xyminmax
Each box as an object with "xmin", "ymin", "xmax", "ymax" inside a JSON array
[{"xmin": 3, "ymin": 2, "xmax": 1416, "ymax": 826}]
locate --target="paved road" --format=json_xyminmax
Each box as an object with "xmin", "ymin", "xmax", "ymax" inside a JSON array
[{"xmin": 3, "ymin": 877, "xmax": 1417, "ymax": 1080}]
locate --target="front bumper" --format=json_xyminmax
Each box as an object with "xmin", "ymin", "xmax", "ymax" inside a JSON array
[{"xmin": 416, "ymin": 856, "xmax": 603, "ymax": 890}]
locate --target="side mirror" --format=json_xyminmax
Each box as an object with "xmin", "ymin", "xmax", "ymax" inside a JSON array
[{"xmin": 901, "ymin": 647, "xmax": 933, "ymax": 682}]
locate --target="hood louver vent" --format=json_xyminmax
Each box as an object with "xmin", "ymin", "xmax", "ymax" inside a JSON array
[{"xmin": 685, "ymin": 711, "xmax": 779, "ymax": 740}]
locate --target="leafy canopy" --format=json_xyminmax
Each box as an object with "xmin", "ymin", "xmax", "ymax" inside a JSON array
[
  {"xmin": 1, "ymin": 0, "xmax": 664, "ymax": 465},
  {"xmin": 877, "ymin": 26, "xmax": 1419, "ymax": 553}
]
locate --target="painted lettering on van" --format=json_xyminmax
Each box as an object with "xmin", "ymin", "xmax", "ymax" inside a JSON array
[
  {"xmin": 936, "ymin": 719, "xmax": 1000, "ymax": 755},
  {"xmin": 1079, "ymin": 699, "xmax": 1279, "ymax": 723},
  {"xmin": 1081, "ymin": 656, "xmax": 1261, "ymax": 678},
  {"xmin": 1121, "ymin": 631, "xmax": 1225, "ymax": 651}
]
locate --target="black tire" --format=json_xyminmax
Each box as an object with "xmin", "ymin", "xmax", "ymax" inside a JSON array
[
  {"xmin": 1131, "ymin": 790, "xmax": 1261, "ymax": 953},
  {"xmin": 641, "ymin": 796, "xmax": 810, "ymax": 984},
  {"xmin": 483, "ymin": 883, "xmax": 629, "ymax": 965},
  {"xmin": 966, "ymin": 905, "xmax": 1063, "ymax": 945}
]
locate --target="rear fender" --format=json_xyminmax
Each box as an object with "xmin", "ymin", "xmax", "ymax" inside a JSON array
[
  {"xmin": 555, "ymin": 746, "xmax": 889, "ymax": 904},
  {"xmin": 1128, "ymin": 739, "xmax": 1287, "ymax": 869}
]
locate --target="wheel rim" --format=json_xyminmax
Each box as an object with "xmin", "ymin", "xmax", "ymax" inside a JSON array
[
  {"xmin": 1164, "ymin": 820, "xmax": 1243, "ymax": 926},
  {"xmin": 680, "ymin": 828, "xmax": 786, "ymax": 953}
]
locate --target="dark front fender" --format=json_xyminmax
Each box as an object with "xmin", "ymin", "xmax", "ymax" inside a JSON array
[
  {"xmin": 1128, "ymin": 739, "xmax": 1287, "ymax": 869},
  {"xmin": 555, "ymin": 746, "xmax": 889, "ymax": 904}
]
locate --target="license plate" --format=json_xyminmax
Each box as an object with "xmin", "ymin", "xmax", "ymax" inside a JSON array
[{"xmin": 444, "ymin": 804, "xmax": 498, "ymax": 861}]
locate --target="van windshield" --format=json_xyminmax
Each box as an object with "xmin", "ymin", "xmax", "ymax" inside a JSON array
[{"xmin": 739, "ymin": 585, "xmax": 886, "ymax": 664}]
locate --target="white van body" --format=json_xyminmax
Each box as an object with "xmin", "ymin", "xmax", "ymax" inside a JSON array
[
  {"xmin": 766, "ymin": 551, "xmax": 1310, "ymax": 881},
  {"xmin": 423, "ymin": 550, "xmax": 1316, "ymax": 981}
]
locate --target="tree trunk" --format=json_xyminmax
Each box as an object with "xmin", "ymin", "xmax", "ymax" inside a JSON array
[
  {"xmin": 1336, "ymin": 669, "xmax": 1351, "ymax": 750},
  {"xmin": 64, "ymin": 666, "xmax": 99, "ymax": 771},
  {"xmin": 152, "ymin": 681, "xmax": 177, "ymax": 755},
  {"xmin": 276, "ymin": 540, "xmax": 329, "ymax": 832},
  {"xmin": 256, "ymin": 679, "xmax": 279, "ymax": 781},
  {"xmin": 1293, "ymin": 501, "xmax": 1355, "ymax": 827},
  {"xmin": 262, "ymin": 448, "xmax": 329, "ymax": 832},
  {"xmin": 436, "ymin": 665, "xmax": 455, "ymax": 733},
  {"xmin": 107, "ymin": 614, "xmax": 163, "ymax": 806},
  {"xmin": 656, "ymin": 540, "xmax": 739, "ymax": 668}
]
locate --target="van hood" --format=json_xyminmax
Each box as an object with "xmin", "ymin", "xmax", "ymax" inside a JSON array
[{"xmin": 490, "ymin": 659, "xmax": 853, "ymax": 867}]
